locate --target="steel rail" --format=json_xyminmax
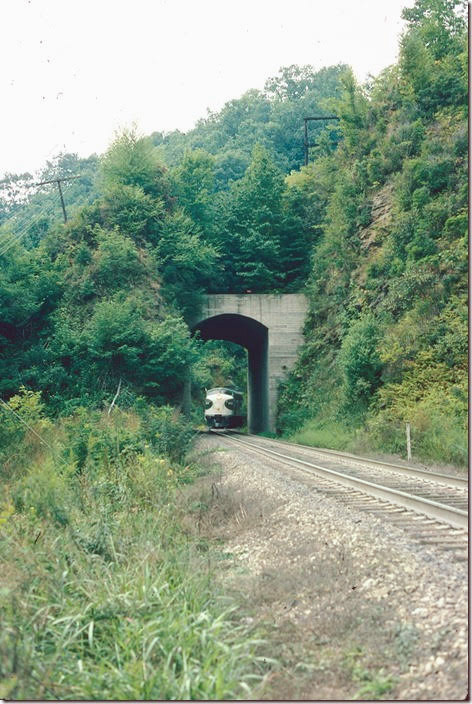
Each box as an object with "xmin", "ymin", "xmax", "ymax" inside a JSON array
[
  {"xmin": 244, "ymin": 434, "xmax": 468, "ymax": 489},
  {"xmin": 221, "ymin": 434, "xmax": 468, "ymax": 530}
]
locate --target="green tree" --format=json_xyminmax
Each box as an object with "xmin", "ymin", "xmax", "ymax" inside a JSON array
[
  {"xmin": 399, "ymin": 0, "xmax": 467, "ymax": 115},
  {"xmin": 221, "ymin": 145, "xmax": 286, "ymax": 292},
  {"xmin": 92, "ymin": 228, "xmax": 145, "ymax": 291},
  {"xmin": 101, "ymin": 128, "xmax": 170, "ymax": 200},
  {"xmin": 156, "ymin": 211, "xmax": 219, "ymax": 319},
  {"xmin": 339, "ymin": 316, "xmax": 382, "ymax": 416},
  {"xmin": 402, "ymin": 0, "xmax": 466, "ymax": 59},
  {"xmin": 100, "ymin": 184, "xmax": 166, "ymax": 245},
  {"xmin": 172, "ymin": 150, "xmax": 217, "ymax": 239}
]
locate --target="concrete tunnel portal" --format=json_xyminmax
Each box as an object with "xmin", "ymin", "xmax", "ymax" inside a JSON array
[
  {"xmin": 192, "ymin": 313, "xmax": 269, "ymax": 433},
  {"xmin": 188, "ymin": 294, "xmax": 308, "ymax": 434}
]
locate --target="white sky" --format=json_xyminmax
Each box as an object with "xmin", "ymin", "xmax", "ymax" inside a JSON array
[{"xmin": 2, "ymin": 0, "xmax": 414, "ymax": 177}]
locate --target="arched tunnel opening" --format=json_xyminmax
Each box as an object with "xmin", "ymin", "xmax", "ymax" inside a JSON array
[{"xmin": 191, "ymin": 313, "xmax": 269, "ymax": 433}]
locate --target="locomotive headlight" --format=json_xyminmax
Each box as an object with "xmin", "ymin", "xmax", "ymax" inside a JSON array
[
  {"xmin": 224, "ymin": 399, "xmax": 234, "ymax": 409},
  {"xmin": 205, "ymin": 400, "xmax": 213, "ymax": 409}
]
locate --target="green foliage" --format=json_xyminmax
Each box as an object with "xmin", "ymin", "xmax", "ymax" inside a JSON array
[
  {"xmin": 100, "ymin": 184, "xmax": 166, "ymax": 245},
  {"xmin": 368, "ymin": 346, "xmax": 467, "ymax": 465},
  {"xmin": 344, "ymin": 646, "xmax": 395, "ymax": 700},
  {"xmin": 138, "ymin": 404, "xmax": 195, "ymax": 464},
  {"xmin": 289, "ymin": 419, "xmax": 356, "ymax": 451},
  {"xmin": 100, "ymin": 128, "xmax": 170, "ymax": 200},
  {"xmin": 334, "ymin": 70, "xmax": 371, "ymax": 156},
  {"xmin": 218, "ymin": 144, "xmax": 292, "ymax": 292},
  {"xmin": 93, "ymin": 229, "xmax": 144, "ymax": 290},
  {"xmin": 0, "ymin": 409, "xmax": 265, "ymax": 699},
  {"xmin": 85, "ymin": 305, "xmax": 196, "ymax": 400},
  {"xmin": 172, "ymin": 150, "xmax": 216, "ymax": 235},
  {"xmin": 12, "ymin": 458, "xmax": 72, "ymax": 527},
  {"xmin": 400, "ymin": 0, "xmax": 467, "ymax": 115},
  {"xmin": 192, "ymin": 340, "xmax": 247, "ymax": 394},
  {"xmin": 0, "ymin": 388, "xmax": 52, "ymax": 479},
  {"xmin": 401, "ymin": 0, "xmax": 466, "ymax": 59},
  {"xmin": 156, "ymin": 211, "xmax": 219, "ymax": 319},
  {"xmin": 277, "ymin": 0, "xmax": 467, "ymax": 466},
  {"xmin": 0, "ymin": 153, "xmax": 99, "ymax": 243},
  {"xmin": 0, "ymin": 138, "xmax": 213, "ymax": 408},
  {"xmin": 152, "ymin": 64, "xmax": 346, "ymax": 176}
]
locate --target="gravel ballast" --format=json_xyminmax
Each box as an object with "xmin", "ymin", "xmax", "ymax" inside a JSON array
[{"xmin": 192, "ymin": 434, "xmax": 468, "ymax": 701}]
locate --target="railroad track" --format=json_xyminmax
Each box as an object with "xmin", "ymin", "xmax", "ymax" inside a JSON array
[
  {"xmin": 212, "ymin": 432, "xmax": 468, "ymax": 561},
  {"xmin": 244, "ymin": 434, "xmax": 468, "ymax": 488}
]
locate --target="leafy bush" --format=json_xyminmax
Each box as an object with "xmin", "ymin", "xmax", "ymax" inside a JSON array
[
  {"xmin": 0, "ymin": 409, "xmax": 266, "ymax": 700},
  {"xmin": 0, "ymin": 388, "xmax": 52, "ymax": 479},
  {"xmin": 12, "ymin": 459, "xmax": 72, "ymax": 527},
  {"xmin": 367, "ymin": 349, "xmax": 467, "ymax": 466},
  {"xmin": 64, "ymin": 408, "xmax": 142, "ymax": 476},
  {"xmin": 289, "ymin": 418, "xmax": 357, "ymax": 451},
  {"xmin": 339, "ymin": 316, "xmax": 382, "ymax": 417},
  {"xmin": 139, "ymin": 404, "xmax": 195, "ymax": 464},
  {"xmin": 100, "ymin": 184, "xmax": 165, "ymax": 245},
  {"xmin": 93, "ymin": 228, "xmax": 144, "ymax": 290}
]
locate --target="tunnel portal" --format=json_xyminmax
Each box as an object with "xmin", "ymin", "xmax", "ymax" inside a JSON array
[
  {"xmin": 189, "ymin": 294, "xmax": 308, "ymax": 434},
  {"xmin": 193, "ymin": 313, "xmax": 269, "ymax": 433}
]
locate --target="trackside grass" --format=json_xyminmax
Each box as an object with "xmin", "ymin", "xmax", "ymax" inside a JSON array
[
  {"xmin": 0, "ymin": 396, "xmax": 266, "ymax": 700},
  {"xmin": 286, "ymin": 415, "xmax": 467, "ymax": 470}
]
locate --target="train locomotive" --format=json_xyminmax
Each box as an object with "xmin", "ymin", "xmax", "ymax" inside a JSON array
[{"xmin": 204, "ymin": 387, "xmax": 244, "ymax": 429}]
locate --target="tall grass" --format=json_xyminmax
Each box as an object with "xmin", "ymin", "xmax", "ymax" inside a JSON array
[
  {"xmin": 288, "ymin": 420, "xmax": 357, "ymax": 451},
  {"xmin": 285, "ymin": 412, "xmax": 467, "ymax": 468},
  {"xmin": 0, "ymin": 396, "xmax": 266, "ymax": 699}
]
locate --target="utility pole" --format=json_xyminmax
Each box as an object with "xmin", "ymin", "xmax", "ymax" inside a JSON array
[
  {"xmin": 35, "ymin": 175, "xmax": 81, "ymax": 223},
  {"xmin": 303, "ymin": 116, "xmax": 340, "ymax": 166}
]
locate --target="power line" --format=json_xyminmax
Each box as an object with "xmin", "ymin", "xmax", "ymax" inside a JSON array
[
  {"xmin": 0, "ymin": 397, "xmax": 72, "ymax": 470},
  {"xmin": 0, "ymin": 188, "xmax": 69, "ymax": 258},
  {"xmin": 8, "ymin": 183, "xmax": 70, "ymax": 236},
  {"xmin": 0, "ymin": 397, "xmax": 54, "ymax": 452},
  {"xmin": 0, "ymin": 199, "xmax": 58, "ymax": 256},
  {"xmin": 0, "ymin": 141, "xmax": 62, "ymax": 216},
  {"xmin": 34, "ymin": 175, "xmax": 81, "ymax": 223}
]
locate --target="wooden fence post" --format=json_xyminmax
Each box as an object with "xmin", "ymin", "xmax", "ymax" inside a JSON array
[{"xmin": 406, "ymin": 422, "xmax": 412, "ymax": 461}]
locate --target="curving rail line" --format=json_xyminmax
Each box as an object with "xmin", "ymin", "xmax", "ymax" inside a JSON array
[
  {"xmin": 213, "ymin": 432, "xmax": 468, "ymax": 536},
  {"xmin": 243, "ymin": 433, "xmax": 468, "ymax": 490}
]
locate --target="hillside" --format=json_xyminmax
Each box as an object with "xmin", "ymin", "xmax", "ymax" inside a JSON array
[
  {"xmin": 277, "ymin": 0, "xmax": 468, "ymax": 465},
  {"xmin": 0, "ymin": 0, "xmax": 467, "ymax": 467},
  {"xmin": 0, "ymin": 63, "xmax": 345, "ymax": 238}
]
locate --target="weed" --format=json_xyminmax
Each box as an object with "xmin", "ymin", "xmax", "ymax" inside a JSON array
[
  {"xmin": 0, "ymin": 408, "xmax": 267, "ymax": 700},
  {"xmin": 344, "ymin": 646, "xmax": 396, "ymax": 700},
  {"xmin": 286, "ymin": 412, "xmax": 467, "ymax": 469},
  {"xmin": 394, "ymin": 622, "xmax": 420, "ymax": 665}
]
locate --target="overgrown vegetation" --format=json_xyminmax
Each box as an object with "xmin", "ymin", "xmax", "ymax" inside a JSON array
[
  {"xmin": 278, "ymin": 0, "xmax": 467, "ymax": 466},
  {"xmin": 0, "ymin": 390, "xmax": 266, "ymax": 700}
]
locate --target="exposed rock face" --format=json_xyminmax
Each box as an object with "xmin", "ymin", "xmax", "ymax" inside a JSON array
[{"xmin": 359, "ymin": 183, "xmax": 394, "ymax": 251}]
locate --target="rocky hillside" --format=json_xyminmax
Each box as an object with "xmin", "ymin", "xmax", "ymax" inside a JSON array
[{"xmin": 278, "ymin": 0, "xmax": 467, "ymax": 466}]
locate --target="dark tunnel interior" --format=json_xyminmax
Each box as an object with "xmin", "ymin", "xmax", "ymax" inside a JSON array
[{"xmin": 192, "ymin": 314, "xmax": 269, "ymax": 433}]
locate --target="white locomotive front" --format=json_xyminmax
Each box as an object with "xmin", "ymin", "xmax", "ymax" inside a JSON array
[{"xmin": 204, "ymin": 387, "xmax": 244, "ymax": 429}]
